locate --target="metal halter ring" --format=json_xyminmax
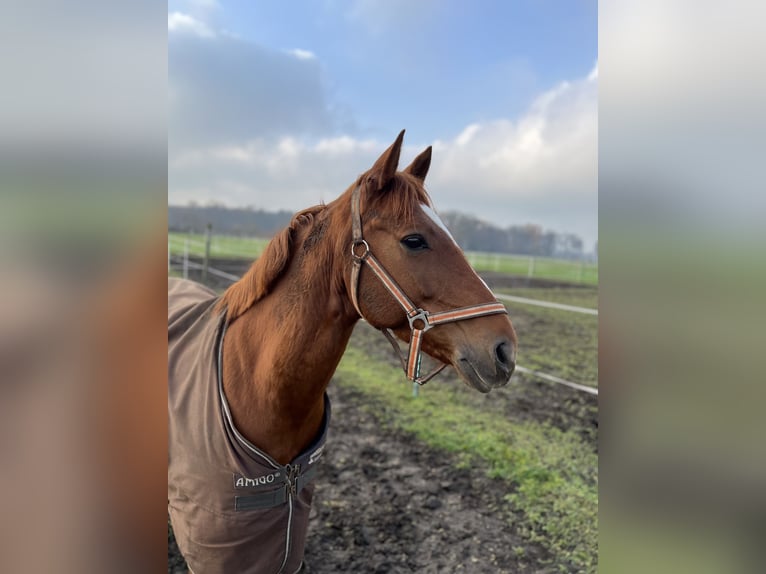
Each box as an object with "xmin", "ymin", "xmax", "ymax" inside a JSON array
[
  {"xmin": 351, "ymin": 239, "xmax": 370, "ymax": 261},
  {"xmin": 407, "ymin": 310, "xmax": 432, "ymax": 332}
]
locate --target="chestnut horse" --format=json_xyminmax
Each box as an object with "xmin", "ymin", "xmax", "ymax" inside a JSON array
[{"xmin": 168, "ymin": 131, "xmax": 517, "ymax": 574}]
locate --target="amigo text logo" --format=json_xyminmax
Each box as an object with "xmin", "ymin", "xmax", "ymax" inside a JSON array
[{"xmin": 233, "ymin": 472, "xmax": 281, "ymax": 488}]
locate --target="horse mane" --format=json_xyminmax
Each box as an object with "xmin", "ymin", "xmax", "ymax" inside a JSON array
[
  {"xmin": 217, "ymin": 172, "xmax": 432, "ymax": 322},
  {"xmin": 217, "ymin": 205, "xmax": 326, "ymax": 321}
]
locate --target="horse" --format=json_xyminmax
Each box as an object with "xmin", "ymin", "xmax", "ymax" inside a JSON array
[{"xmin": 168, "ymin": 130, "xmax": 518, "ymax": 574}]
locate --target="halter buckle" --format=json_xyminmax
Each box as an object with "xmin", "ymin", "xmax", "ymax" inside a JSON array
[{"xmin": 351, "ymin": 239, "xmax": 370, "ymax": 261}]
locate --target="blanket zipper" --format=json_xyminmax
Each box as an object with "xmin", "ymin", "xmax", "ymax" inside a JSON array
[
  {"xmin": 277, "ymin": 464, "xmax": 300, "ymax": 574},
  {"xmin": 285, "ymin": 464, "xmax": 300, "ymax": 495}
]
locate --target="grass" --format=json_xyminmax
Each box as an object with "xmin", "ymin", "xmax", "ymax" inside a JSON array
[
  {"xmin": 465, "ymin": 251, "xmax": 598, "ymax": 285},
  {"xmin": 335, "ymin": 344, "xmax": 598, "ymax": 573},
  {"xmin": 168, "ymin": 232, "xmax": 270, "ymax": 259},
  {"xmin": 168, "ymin": 232, "xmax": 598, "ymax": 286}
]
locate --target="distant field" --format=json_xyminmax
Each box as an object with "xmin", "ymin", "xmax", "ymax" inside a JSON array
[
  {"xmin": 168, "ymin": 232, "xmax": 270, "ymax": 259},
  {"xmin": 465, "ymin": 251, "xmax": 598, "ymax": 285},
  {"xmin": 168, "ymin": 232, "xmax": 598, "ymax": 285}
]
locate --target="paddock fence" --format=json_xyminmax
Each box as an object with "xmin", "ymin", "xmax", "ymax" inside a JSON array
[{"xmin": 168, "ymin": 233, "xmax": 598, "ymax": 286}]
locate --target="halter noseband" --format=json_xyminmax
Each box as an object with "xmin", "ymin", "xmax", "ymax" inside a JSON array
[{"xmin": 349, "ymin": 184, "xmax": 508, "ymax": 385}]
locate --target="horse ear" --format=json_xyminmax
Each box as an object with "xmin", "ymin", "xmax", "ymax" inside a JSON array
[
  {"xmin": 366, "ymin": 129, "xmax": 405, "ymax": 192},
  {"xmin": 403, "ymin": 146, "xmax": 432, "ymax": 182}
]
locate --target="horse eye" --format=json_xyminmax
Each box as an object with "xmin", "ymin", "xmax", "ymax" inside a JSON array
[{"xmin": 401, "ymin": 234, "xmax": 429, "ymax": 251}]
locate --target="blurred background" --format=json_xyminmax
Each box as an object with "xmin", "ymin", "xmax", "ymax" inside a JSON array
[
  {"xmin": 600, "ymin": 2, "xmax": 765, "ymax": 573},
  {"xmin": 0, "ymin": 1, "xmax": 167, "ymax": 572}
]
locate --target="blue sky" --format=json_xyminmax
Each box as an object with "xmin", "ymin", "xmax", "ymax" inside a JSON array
[{"xmin": 168, "ymin": 0, "xmax": 598, "ymax": 248}]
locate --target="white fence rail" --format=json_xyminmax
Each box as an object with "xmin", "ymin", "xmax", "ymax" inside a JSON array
[{"xmin": 494, "ymin": 293, "xmax": 598, "ymax": 316}]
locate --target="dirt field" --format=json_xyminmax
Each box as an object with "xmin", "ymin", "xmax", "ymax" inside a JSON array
[{"xmin": 169, "ymin": 260, "xmax": 598, "ymax": 572}]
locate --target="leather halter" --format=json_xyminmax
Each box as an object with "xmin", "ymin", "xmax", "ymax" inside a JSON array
[{"xmin": 349, "ymin": 184, "xmax": 509, "ymax": 385}]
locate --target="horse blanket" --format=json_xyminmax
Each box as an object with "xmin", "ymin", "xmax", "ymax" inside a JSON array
[{"xmin": 168, "ymin": 278, "xmax": 329, "ymax": 574}]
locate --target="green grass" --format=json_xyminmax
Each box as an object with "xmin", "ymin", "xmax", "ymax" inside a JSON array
[
  {"xmin": 465, "ymin": 251, "xmax": 598, "ymax": 285},
  {"xmin": 168, "ymin": 232, "xmax": 598, "ymax": 286},
  {"xmin": 168, "ymin": 232, "xmax": 270, "ymax": 259},
  {"xmin": 336, "ymin": 345, "xmax": 598, "ymax": 573}
]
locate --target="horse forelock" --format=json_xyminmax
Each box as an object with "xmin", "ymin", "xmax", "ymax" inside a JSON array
[{"xmin": 364, "ymin": 172, "xmax": 432, "ymax": 225}]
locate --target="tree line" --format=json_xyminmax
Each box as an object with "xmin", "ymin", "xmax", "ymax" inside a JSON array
[
  {"xmin": 169, "ymin": 204, "xmax": 293, "ymax": 238},
  {"xmin": 440, "ymin": 212, "xmax": 587, "ymax": 260},
  {"xmin": 169, "ymin": 204, "xmax": 590, "ymax": 260}
]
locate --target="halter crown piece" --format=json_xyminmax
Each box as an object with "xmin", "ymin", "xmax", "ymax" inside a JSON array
[{"xmin": 349, "ymin": 185, "xmax": 509, "ymax": 385}]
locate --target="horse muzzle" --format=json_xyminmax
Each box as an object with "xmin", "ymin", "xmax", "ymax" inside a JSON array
[{"xmin": 455, "ymin": 338, "xmax": 516, "ymax": 393}]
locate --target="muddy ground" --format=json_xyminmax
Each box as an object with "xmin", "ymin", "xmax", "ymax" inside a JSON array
[{"xmin": 169, "ymin": 261, "xmax": 597, "ymax": 572}]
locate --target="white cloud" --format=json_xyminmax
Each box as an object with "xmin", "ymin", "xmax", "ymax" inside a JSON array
[
  {"xmin": 432, "ymin": 70, "xmax": 597, "ymax": 201},
  {"xmin": 424, "ymin": 67, "xmax": 597, "ymax": 244},
  {"xmin": 288, "ymin": 48, "xmax": 316, "ymax": 60},
  {"xmin": 169, "ymin": 32, "xmax": 339, "ymax": 149},
  {"xmin": 168, "ymin": 12, "xmax": 214, "ymax": 38},
  {"xmin": 455, "ymin": 124, "xmax": 480, "ymax": 146},
  {"xmin": 169, "ymin": 66, "xmax": 597, "ymax": 245},
  {"xmin": 169, "ymin": 136, "xmax": 382, "ymax": 208}
]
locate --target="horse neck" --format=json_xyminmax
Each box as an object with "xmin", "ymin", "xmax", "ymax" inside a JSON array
[{"xmin": 221, "ymin": 218, "xmax": 357, "ymax": 465}]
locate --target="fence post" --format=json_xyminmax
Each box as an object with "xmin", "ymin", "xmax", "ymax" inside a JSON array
[
  {"xmin": 528, "ymin": 256, "xmax": 535, "ymax": 278},
  {"xmin": 183, "ymin": 239, "xmax": 189, "ymax": 279},
  {"xmin": 202, "ymin": 223, "xmax": 212, "ymax": 283}
]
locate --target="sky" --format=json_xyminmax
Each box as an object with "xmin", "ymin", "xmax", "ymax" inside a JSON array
[{"xmin": 168, "ymin": 0, "xmax": 598, "ymax": 249}]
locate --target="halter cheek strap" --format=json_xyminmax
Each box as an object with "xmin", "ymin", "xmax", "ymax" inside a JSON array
[{"xmin": 349, "ymin": 185, "xmax": 508, "ymax": 385}]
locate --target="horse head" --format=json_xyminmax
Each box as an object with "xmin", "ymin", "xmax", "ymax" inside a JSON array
[{"xmin": 346, "ymin": 131, "xmax": 518, "ymax": 393}]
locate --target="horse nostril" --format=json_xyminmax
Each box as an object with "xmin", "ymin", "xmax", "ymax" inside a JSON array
[{"xmin": 494, "ymin": 340, "xmax": 516, "ymax": 376}]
